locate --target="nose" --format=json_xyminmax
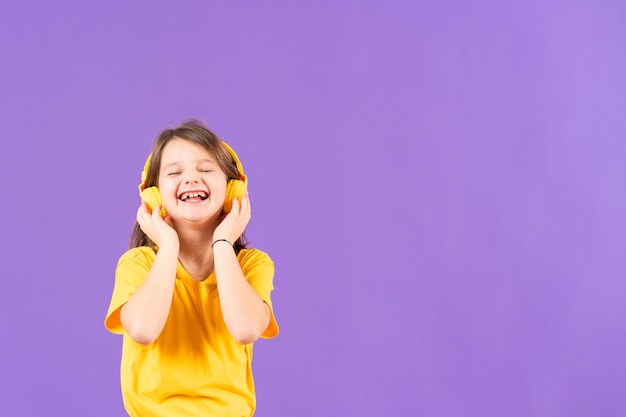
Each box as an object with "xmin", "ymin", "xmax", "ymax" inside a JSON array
[{"xmin": 184, "ymin": 174, "xmax": 199, "ymax": 184}]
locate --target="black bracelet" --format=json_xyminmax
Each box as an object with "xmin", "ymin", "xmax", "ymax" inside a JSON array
[{"xmin": 211, "ymin": 238, "xmax": 233, "ymax": 249}]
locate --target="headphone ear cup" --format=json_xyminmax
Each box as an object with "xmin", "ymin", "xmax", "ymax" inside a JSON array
[
  {"xmin": 140, "ymin": 186, "xmax": 167, "ymax": 219},
  {"xmin": 223, "ymin": 179, "xmax": 247, "ymax": 213}
]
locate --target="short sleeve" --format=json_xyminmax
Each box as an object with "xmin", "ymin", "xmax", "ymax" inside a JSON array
[
  {"xmin": 238, "ymin": 249, "xmax": 279, "ymax": 339},
  {"xmin": 104, "ymin": 248, "xmax": 155, "ymax": 334}
]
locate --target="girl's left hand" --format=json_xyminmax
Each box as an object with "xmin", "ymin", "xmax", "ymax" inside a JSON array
[{"xmin": 213, "ymin": 193, "xmax": 251, "ymax": 245}]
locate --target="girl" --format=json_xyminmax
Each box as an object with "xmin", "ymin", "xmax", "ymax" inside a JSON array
[{"xmin": 104, "ymin": 120, "xmax": 279, "ymax": 416}]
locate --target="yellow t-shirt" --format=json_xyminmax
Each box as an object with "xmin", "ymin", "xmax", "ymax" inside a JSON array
[{"xmin": 104, "ymin": 247, "xmax": 279, "ymax": 417}]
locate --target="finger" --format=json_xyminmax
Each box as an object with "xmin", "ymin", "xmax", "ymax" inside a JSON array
[
  {"xmin": 137, "ymin": 205, "xmax": 151, "ymax": 233},
  {"xmin": 152, "ymin": 204, "xmax": 164, "ymax": 221},
  {"xmin": 241, "ymin": 194, "xmax": 251, "ymax": 217},
  {"xmin": 240, "ymin": 193, "xmax": 249, "ymax": 208},
  {"xmin": 231, "ymin": 197, "xmax": 239, "ymax": 213},
  {"xmin": 164, "ymin": 214, "xmax": 175, "ymax": 228},
  {"xmin": 137, "ymin": 202, "xmax": 147, "ymax": 216},
  {"xmin": 137, "ymin": 203, "xmax": 149, "ymax": 224}
]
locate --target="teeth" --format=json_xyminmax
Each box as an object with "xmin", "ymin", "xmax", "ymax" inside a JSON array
[{"xmin": 180, "ymin": 191, "xmax": 207, "ymax": 201}]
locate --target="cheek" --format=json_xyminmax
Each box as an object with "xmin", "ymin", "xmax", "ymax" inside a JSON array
[
  {"xmin": 209, "ymin": 175, "xmax": 228, "ymax": 193},
  {"xmin": 157, "ymin": 179, "xmax": 177, "ymax": 199},
  {"xmin": 211, "ymin": 183, "xmax": 226, "ymax": 200}
]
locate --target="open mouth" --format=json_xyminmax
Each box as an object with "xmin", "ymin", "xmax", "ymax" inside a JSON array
[{"xmin": 179, "ymin": 191, "xmax": 208, "ymax": 202}]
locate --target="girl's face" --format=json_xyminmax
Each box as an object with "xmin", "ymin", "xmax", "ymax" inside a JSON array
[{"xmin": 157, "ymin": 138, "xmax": 228, "ymax": 224}]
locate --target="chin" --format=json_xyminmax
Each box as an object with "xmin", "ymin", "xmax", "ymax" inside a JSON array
[{"xmin": 179, "ymin": 210, "xmax": 220, "ymax": 224}]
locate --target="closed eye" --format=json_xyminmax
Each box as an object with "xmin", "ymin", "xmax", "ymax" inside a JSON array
[{"xmin": 167, "ymin": 172, "xmax": 181, "ymax": 176}]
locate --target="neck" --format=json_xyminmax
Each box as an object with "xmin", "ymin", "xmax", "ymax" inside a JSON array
[{"xmin": 174, "ymin": 219, "xmax": 218, "ymax": 281}]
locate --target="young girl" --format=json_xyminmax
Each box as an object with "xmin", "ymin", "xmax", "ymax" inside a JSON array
[{"xmin": 104, "ymin": 120, "xmax": 279, "ymax": 416}]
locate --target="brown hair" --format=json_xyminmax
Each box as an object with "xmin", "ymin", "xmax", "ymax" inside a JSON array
[{"xmin": 130, "ymin": 119, "xmax": 248, "ymax": 253}]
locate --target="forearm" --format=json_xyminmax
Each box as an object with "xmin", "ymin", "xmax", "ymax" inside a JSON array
[
  {"xmin": 121, "ymin": 244, "xmax": 179, "ymax": 345},
  {"xmin": 213, "ymin": 243, "xmax": 270, "ymax": 344}
]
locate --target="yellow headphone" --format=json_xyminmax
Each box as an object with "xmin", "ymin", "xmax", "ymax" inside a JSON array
[{"xmin": 138, "ymin": 141, "xmax": 248, "ymax": 219}]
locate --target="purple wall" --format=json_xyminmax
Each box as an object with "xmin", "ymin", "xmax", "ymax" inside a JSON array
[{"xmin": 1, "ymin": 1, "xmax": 625, "ymax": 416}]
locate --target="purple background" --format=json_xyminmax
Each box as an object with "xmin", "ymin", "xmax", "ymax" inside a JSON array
[{"xmin": 1, "ymin": 1, "xmax": 625, "ymax": 416}]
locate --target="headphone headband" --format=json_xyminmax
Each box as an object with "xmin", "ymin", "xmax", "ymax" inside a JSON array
[
  {"xmin": 139, "ymin": 154, "xmax": 153, "ymax": 193},
  {"xmin": 221, "ymin": 141, "xmax": 247, "ymax": 185}
]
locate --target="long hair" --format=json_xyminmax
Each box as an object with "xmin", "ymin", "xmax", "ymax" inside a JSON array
[{"xmin": 130, "ymin": 119, "xmax": 248, "ymax": 254}]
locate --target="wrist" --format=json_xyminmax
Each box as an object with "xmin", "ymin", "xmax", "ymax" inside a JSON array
[
  {"xmin": 156, "ymin": 239, "xmax": 180, "ymax": 254},
  {"xmin": 211, "ymin": 238, "xmax": 233, "ymax": 249}
]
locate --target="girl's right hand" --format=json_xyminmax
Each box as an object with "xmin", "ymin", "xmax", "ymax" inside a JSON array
[{"xmin": 136, "ymin": 203, "xmax": 179, "ymax": 249}]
